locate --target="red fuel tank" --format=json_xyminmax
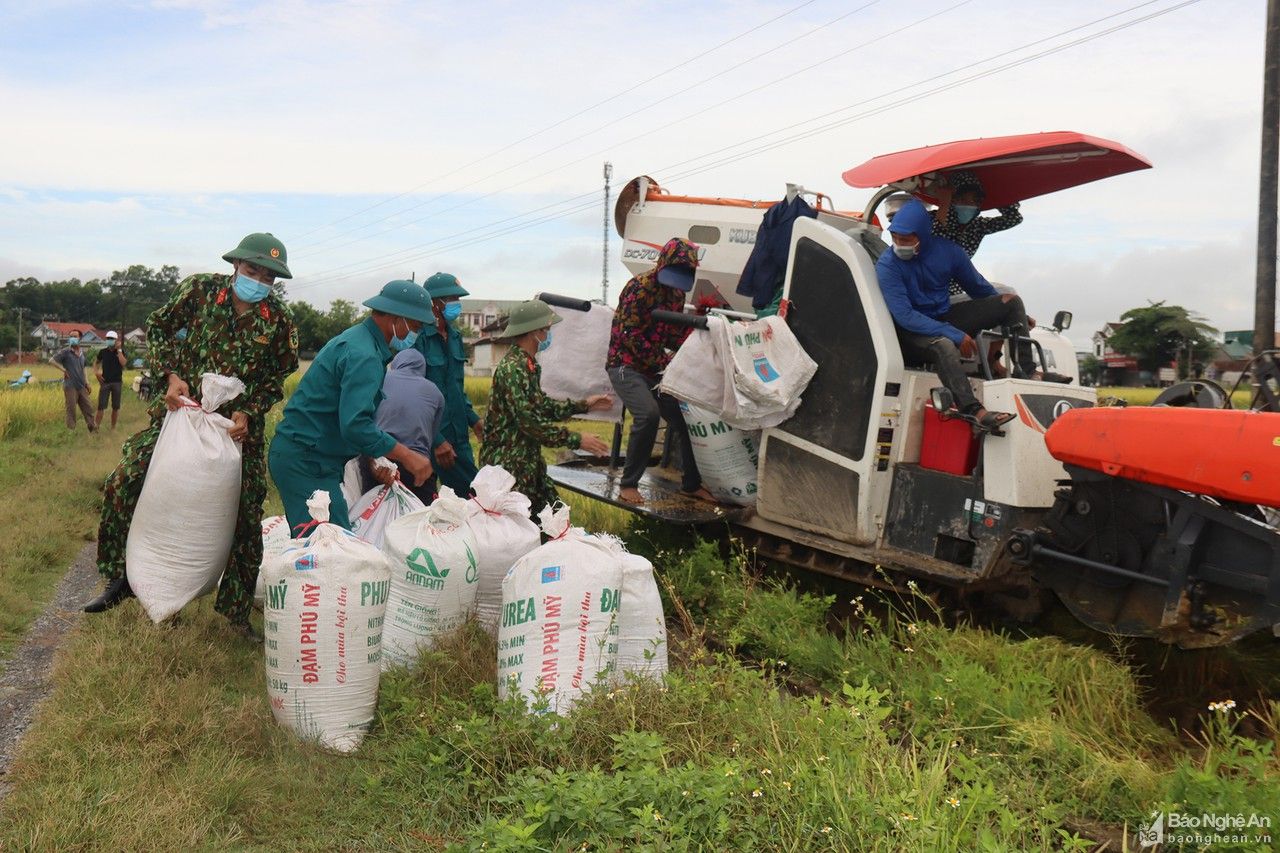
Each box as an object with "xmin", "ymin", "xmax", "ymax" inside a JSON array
[{"xmin": 1045, "ymin": 407, "xmax": 1280, "ymax": 508}]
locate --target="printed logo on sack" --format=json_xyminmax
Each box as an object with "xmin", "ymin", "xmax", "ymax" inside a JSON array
[
  {"xmin": 753, "ymin": 356, "xmax": 780, "ymax": 383},
  {"xmin": 464, "ymin": 544, "xmax": 479, "ymax": 584},
  {"xmin": 406, "ymin": 548, "xmax": 448, "ymax": 579},
  {"xmin": 541, "ymin": 565, "xmax": 562, "ymax": 584},
  {"xmin": 294, "ymin": 554, "xmax": 315, "ymax": 572}
]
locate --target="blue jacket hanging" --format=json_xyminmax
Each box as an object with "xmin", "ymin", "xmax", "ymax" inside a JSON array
[{"xmin": 735, "ymin": 194, "xmax": 818, "ymax": 309}]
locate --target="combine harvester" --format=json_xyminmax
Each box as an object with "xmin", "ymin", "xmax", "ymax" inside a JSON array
[{"xmin": 549, "ymin": 132, "xmax": 1280, "ymax": 649}]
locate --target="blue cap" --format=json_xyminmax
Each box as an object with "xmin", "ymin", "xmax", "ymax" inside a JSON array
[{"xmin": 656, "ymin": 264, "xmax": 695, "ymax": 292}]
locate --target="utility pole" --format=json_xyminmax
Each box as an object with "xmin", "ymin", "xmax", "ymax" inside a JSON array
[
  {"xmin": 602, "ymin": 161, "xmax": 613, "ymax": 304},
  {"xmin": 15, "ymin": 306, "xmax": 25, "ymax": 363},
  {"xmin": 1255, "ymin": 0, "xmax": 1279, "ymax": 356}
]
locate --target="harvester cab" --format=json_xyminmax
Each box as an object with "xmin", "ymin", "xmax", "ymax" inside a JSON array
[{"xmin": 549, "ymin": 132, "xmax": 1280, "ymax": 648}]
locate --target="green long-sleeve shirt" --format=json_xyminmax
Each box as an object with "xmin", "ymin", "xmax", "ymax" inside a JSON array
[
  {"xmin": 274, "ymin": 316, "xmax": 397, "ymax": 464},
  {"xmin": 147, "ymin": 273, "xmax": 299, "ymax": 439},
  {"xmin": 413, "ymin": 322, "xmax": 479, "ymax": 449}
]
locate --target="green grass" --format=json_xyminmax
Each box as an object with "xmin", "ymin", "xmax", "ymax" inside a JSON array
[
  {"xmin": 4, "ymin": 372, "xmax": 1277, "ymax": 850},
  {"xmin": 0, "ymin": 371, "xmax": 150, "ymax": 660}
]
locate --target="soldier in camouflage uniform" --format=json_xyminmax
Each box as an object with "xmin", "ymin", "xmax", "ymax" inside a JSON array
[
  {"xmin": 84, "ymin": 233, "xmax": 299, "ymax": 636},
  {"xmin": 478, "ymin": 300, "xmax": 612, "ymax": 518}
]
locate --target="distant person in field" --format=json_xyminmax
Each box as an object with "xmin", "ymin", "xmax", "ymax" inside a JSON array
[
  {"xmin": 606, "ymin": 237, "xmax": 714, "ymax": 506},
  {"xmin": 479, "ymin": 299, "xmax": 612, "ymax": 518},
  {"xmin": 50, "ymin": 332, "xmax": 97, "ymax": 433},
  {"xmin": 269, "ymin": 280, "xmax": 435, "ymax": 534},
  {"xmin": 84, "ymin": 234, "xmax": 299, "ymax": 642},
  {"xmin": 414, "ymin": 272, "xmax": 483, "ymax": 497},
  {"xmin": 95, "ymin": 330, "xmax": 127, "ymax": 429}
]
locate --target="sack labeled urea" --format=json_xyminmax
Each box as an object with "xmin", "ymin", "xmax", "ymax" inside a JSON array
[
  {"xmin": 679, "ymin": 401, "xmax": 760, "ymax": 506},
  {"xmin": 497, "ymin": 505, "xmax": 622, "ymax": 713},
  {"xmin": 349, "ymin": 475, "xmax": 426, "ymax": 550},
  {"xmin": 382, "ymin": 487, "xmax": 480, "ymax": 668},
  {"xmin": 616, "ymin": 552, "xmax": 668, "ymax": 679},
  {"xmin": 126, "ymin": 373, "xmax": 245, "ymax": 622},
  {"xmin": 465, "ymin": 465, "xmax": 542, "ymax": 634},
  {"xmin": 254, "ymin": 514, "xmax": 293, "ymax": 607},
  {"xmin": 262, "ymin": 491, "xmax": 390, "ymax": 754}
]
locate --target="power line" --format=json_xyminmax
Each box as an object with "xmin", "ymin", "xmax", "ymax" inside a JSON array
[
  {"xmin": 293, "ymin": 0, "xmax": 967, "ymax": 280},
  {"xmin": 292, "ymin": 0, "xmax": 892, "ymax": 257},
  {"xmin": 292, "ymin": 0, "xmax": 1201, "ymax": 293},
  {"xmin": 289, "ymin": 0, "xmax": 825, "ymax": 244}
]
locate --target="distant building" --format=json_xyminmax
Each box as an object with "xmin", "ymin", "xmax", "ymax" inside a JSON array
[
  {"xmin": 457, "ymin": 299, "xmax": 522, "ymax": 336},
  {"xmin": 466, "ymin": 337, "xmax": 516, "ymax": 377},
  {"xmin": 124, "ymin": 327, "xmax": 147, "ymax": 346},
  {"xmin": 29, "ymin": 321, "xmax": 106, "ymax": 352},
  {"xmin": 1091, "ymin": 321, "xmax": 1145, "ymax": 386}
]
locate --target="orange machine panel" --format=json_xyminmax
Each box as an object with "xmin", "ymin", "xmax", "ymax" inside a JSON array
[{"xmin": 1045, "ymin": 407, "xmax": 1280, "ymax": 509}]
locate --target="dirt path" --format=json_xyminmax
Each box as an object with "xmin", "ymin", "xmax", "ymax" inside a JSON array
[{"xmin": 0, "ymin": 543, "xmax": 99, "ymax": 797}]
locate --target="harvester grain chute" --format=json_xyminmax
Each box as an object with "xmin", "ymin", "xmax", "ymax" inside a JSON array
[{"xmin": 547, "ymin": 131, "xmax": 1280, "ymax": 649}]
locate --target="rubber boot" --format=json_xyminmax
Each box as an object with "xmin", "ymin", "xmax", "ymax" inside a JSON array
[{"xmin": 83, "ymin": 577, "xmax": 134, "ymax": 613}]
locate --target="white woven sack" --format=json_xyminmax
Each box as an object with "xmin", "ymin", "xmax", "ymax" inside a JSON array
[
  {"xmin": 659, "ymin": 315, "xmax": 735, "ymax": 417},
  {"xmin": 497, "ymin": 504, "xmax": 623, "ymax": 714},
  {"xmin": 616, "ymin": 552, "xmax": 668, "ymax": 680},
  {"xmin": 724, "ymin": 315, "xmax": 817, "ymax": 421},
  {"xmin": 466, "ymin": 466, "xmax": 541, "ymax": 634},
  {"xmin": 262, "ymin": 491, "xmax": 391, "ymax": 754},
  {"xmin": 349, "ymin": 478, "xmax": 426, "ymax": 550},
  {"xmin": 679, "ymin": 401, "xmax": 760, "ymax": 506},
  {"xmin": 381, "ymin": 487, "xmax": 480, "ymax": 668},
  {"xmin": 340, "ymin": 457, "xmax": 364, "ymax": 510},
  {"xmin": 254, "ymin": 514, "xmax": 293, "ymax": 606},
  {"xmin": 126, "ymin": 373, "xmax": 245, "ymax": 622},
  {"xmin": 537, "ymin": 302, "xmax": 623, "ymax": 422}
]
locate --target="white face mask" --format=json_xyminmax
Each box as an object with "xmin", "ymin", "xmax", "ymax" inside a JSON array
[{"xmin": 893, "ymin": 243, "xmax": 918, "ymax": 260}]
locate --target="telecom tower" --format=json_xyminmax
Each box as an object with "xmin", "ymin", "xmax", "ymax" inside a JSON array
[{"xmin": 602, "ymin": 161, "xmax": 613, "ymax": 304}]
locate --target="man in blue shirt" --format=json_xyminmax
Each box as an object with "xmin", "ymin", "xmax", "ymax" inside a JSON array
[
  {"xmin": 876, "ymin": 199, "xmax": 1032, "ymax": 429},
  {"xmin": 269, "ymin": 280, "xmax": 436, "ymax": 532}
]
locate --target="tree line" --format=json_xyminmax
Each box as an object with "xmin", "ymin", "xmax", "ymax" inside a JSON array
[{"xmin": 0, "ymin": 267, "xmax": 367, "ymax": 354}]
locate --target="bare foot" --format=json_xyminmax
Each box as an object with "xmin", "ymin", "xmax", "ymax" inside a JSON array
[
  {"xmin": 680, "ymin": 486, "xmax": 718, "ymax": 503},
  {"xmin": 619, "ymin": 487, "xmax": 645, "ymax": 505}
]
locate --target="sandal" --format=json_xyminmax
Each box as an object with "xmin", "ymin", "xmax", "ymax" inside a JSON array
[{"xmin": 976, "ymin": 409, "xmax": 1016, "ymax": 429}]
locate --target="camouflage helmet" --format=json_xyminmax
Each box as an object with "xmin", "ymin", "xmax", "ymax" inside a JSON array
[{"xmin": 222, "ymin": 232, "xmax": 292, "ymax": 279}]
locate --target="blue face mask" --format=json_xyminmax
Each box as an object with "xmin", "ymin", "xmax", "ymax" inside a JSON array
[
  {"xmin": 537, "ymin": 328, "xmax": 553, "ymax": 353},
  {"xmin": 232, "ymin": 273, "xmax": 272, "ymax": 303},
  {"xmin": 442, "ymin": 302, "xmax": 463, "ymax": 322},
  {"xmin": 68, "ymin": 337, "xmax": 79, "ymax": 346},
  {"xmin": 954, "ymin": 205, "xmax": 979, "ymax": 225},
  {"xmin": 390, "ymin": 318, "xmax": 418, "ymax": 352}
]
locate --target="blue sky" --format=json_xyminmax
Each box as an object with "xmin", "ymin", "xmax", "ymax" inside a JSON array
[{"xmin": 0, "ymin": 0, "xmax": 1270, "ymax": 338}]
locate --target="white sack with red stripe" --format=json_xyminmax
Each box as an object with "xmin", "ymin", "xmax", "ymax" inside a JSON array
[
  {"xmin": 262, "ymin": 491, "xmax": 390, "ymax": 753},
  {"xmin": 497, "ymin": 504, "xmax": 622, "ymax": 714}
]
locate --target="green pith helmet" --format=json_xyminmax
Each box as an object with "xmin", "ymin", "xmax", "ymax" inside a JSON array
[
  {"xmin": 362, "ymin": 280, "xmax": 434, "ymax": 323},
  {"xmin": 424, "ymin": 271, "xmax": 469, "ymax": 299},
  {"xmin": 222, "ymin": 232, "xmax": 292, "ymax": 279},
  {"xmin": 501, "ymin": 299, "xmax": 562, "ymax": 338}
]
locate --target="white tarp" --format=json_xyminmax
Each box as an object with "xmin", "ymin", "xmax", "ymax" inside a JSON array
[{"xmin": 537, "ymin": 301, "xmax": 623, "ymax": 422}]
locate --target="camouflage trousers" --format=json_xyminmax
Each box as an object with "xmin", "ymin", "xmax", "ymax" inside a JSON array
[{"xmin": 97, "ymin": 418, "xmax": 267, "ymax": 622}]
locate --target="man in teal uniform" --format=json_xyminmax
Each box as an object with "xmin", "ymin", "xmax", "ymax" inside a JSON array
[
  {"xmin": 414, "ymin": 271, "xmax": 482, "ymax": 495},
  {"xmin": 269, "ymin": 280, "xmax": 435, "ymax": 533}
]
